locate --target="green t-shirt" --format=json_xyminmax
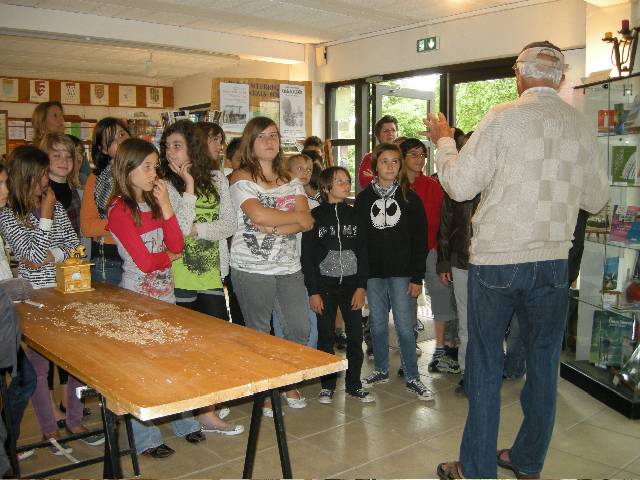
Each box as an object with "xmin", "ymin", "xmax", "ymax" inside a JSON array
[{"xmin": 172, "ymin": 192, "xmax": 222, "ymax": 291}]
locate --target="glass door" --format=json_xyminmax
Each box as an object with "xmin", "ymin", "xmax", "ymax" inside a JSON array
[{"xmin": 374, "ymin": 82, "xmax": 436, "ymax": 173}]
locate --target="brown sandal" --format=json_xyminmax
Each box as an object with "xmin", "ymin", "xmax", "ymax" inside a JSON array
[
  {"xmin": 497, "ymin": 449, "xmax": 540, "ymax": 479},
  {"xmin": 437, "ymin": 461, "xmax": 465, "ymax": 479}
]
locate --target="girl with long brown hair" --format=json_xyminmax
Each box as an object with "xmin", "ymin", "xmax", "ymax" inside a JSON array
[
  {"xmin": 105, "ymin": 137, "xmax": 204, "ymax": 458},
  {"xmin": 160, "ymin": 120, "xmax": 242, "ymax": 436},
  {"xmin": 0, "ymin": 145, "xmax": 104, "ymax": 453},
  {"xmin": 31, "ymin": 101, "xmax": 65, "ymax": 145},
  {"xmin": 228, "ymin": 116, "xmax": 314, "ymax": 416}
]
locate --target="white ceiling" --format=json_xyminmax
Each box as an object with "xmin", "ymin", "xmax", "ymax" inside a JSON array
[{"xmin": 0, "ymin": 0, "xmax": 549, "ymax": 82}]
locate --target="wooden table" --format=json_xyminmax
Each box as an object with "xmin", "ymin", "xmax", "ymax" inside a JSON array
[{"xmin": 16, "ymin": 283, "xmax": 346, "ymax": 478}]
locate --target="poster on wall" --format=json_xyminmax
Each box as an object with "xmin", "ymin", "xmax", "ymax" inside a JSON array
[
  {"xmin": 146, "ymin": 87, "xmax": 163, "ymax": 108},
  {"xmin": 279, "ymin": 84, "xmax": 305, "ymax": 142},
  {"xmin": 220, "ymin": 82, "xmax": 249, "ymax": 132},
  {"xmin": 0, "ymin": 111, "xmax": 7, "ymax": 156},
  {"xmin": 29, "ymin": 79, "xmax": 50, "ymax": 103},
  {"xmin": 60, "ymin": 81, "xmax": 80, "ymax": 105},
  {"xmin": 259, "ymin": 101, "xmax": 280, "ymax": 124},
  {"xmin": 90, "ymin": 84, "xmax": 109, "ymax": 106},
  {"xmin": 118, "ymin": 85, "xmax": 137, "ymax": 107},
  {"xmin": 0, "ymin": 79, "xmax": 18, "ymax": 102}
]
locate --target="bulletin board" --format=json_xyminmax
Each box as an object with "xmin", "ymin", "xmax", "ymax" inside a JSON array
[
  {"xmin": 0, "ymin": 76, "xmax": 173, "ymax": 109},
  {"xmin": 210, "ymin": 77, "xmax": 311, "ymax": 140}
]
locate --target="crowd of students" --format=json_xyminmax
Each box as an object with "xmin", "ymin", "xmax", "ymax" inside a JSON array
[{"xmin": 1, "ymin": 101, "xmax": 468, "ymax": 464}]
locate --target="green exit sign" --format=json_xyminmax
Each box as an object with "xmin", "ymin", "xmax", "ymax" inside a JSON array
[{"xmin": 417, "ymin": 36, "xmax": 439, "ymax": 53}]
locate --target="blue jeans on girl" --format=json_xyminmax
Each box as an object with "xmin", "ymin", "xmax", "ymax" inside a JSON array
[{"xmin": 367, "ymin": 277, "xmax": 419, "ymax": 381}]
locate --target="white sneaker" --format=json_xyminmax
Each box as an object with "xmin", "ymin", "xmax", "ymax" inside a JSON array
[
  {"xmin": 282, "ymin": 392, "xmax": 307, "ymax": 409},
  {"xmin": 262, "ymin": 407, "xmax": 285, "ymax": 418},
  {"xmin": 18, "ymin": 449, "xmax": 34, "ymax": 461},
  {"xmin": 200, "ymin": 423, "xmax": 244, "ymax": 436},
  {"xmin": 216, "ymin": 407, "xmax": 230, "ymax": 420}
]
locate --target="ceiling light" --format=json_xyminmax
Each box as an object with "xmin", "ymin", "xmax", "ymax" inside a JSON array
[{"xmin": 145, "ymin": 51, "xmax": 158, "ymax": 78}]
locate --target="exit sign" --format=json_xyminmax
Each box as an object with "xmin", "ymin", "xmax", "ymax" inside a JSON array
[{"xmin": 417, "ymin": 36, "xmax": 439, "ymax": 53}]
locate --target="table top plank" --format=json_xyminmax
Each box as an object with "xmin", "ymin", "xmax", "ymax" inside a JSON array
[{"xmin": 17, "ymin": 284, "xmax": 346, "ymax": 420}]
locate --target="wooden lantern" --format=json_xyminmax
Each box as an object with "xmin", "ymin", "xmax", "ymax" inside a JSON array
[{"xmin": 55, "ymin": 245, "xmax": 94, "ymax": 294}]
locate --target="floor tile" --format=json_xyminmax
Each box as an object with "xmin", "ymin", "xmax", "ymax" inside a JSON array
[
  {"xmin": 537, "ymin": 447, "xmax": 618, "ymax": 478},
  {"xmin": 584, "ymin": 408, "xmax": 640, "ymax": 439},
  {"xmin": 302, "ymin": 417, "xmax": 416, "ymax": 465},
  {"xmin": 361, "ymin": 401, "xmax": 467, "ymax": 442},
  {"xmin": 550, "ymin": 422, "xmax": 640, "ymax": 468},
  {"xmin": 622, "ymin": 455, "xmax": 640, "ymax": 475},
  {"xmin": 187, "ymin": 438, "xmax": 352, "ymax": 479}
]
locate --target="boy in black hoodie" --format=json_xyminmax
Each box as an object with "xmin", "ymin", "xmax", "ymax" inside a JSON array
[
  {"xmin": 354, "ymin": 143, "xmax": 432, "ymax": 401},
  {"xmin": 302, "ymin": 166, "xmax": 375, "ymax": 404}
]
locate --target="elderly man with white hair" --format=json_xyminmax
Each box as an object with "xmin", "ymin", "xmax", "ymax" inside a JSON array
[{"xmin": 426, "ymin": 41, "xmax": 609, "ymax": 479}]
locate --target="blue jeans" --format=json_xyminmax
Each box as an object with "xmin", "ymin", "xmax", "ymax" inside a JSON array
[
  {"xmin": 91, "ymin": 256, "xmax": 122, "ymax": 286},
  {"xmin": 272, "ymin": 288, "xmax": 318, "ymax": 348},
  {"xmin": 504, "ymin": 314, "xmax": 527, "ymax": 379},
  {"xmin": 460, "ymin": 260, "xmax": 568, "ymax": 478},
  {"xmin": 130, "ymin": 414, "xmax": 200, "ymax": 454},
  {"xmin": 367, "ymin": 277, "xmax": 419, "ymax": 381}
]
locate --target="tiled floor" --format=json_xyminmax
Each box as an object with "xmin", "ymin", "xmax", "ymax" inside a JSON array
[{"xmin": 14, "ymin": 338, "xmax": 640, "ymax": 479}]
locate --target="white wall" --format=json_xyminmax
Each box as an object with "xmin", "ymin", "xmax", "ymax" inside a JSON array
[
  {"xmin": 585, "ymin": 2, "xmax": 631, "ymax": 76},
  {"xmin": 173, "ymin": 60, "xmax": 292, "ymax": 108},
  {"xmin": 317, "ymin": 0, "xmax": 587, "ymax": 83}
]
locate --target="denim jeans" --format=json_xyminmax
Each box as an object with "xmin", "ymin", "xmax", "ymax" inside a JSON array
[
  {"xmin": 130, "ymin": 414, "xmax": 200, "ymax": 454},
  {"xmin": 460, "ymin": 260, "xmax": 568, "ymax": 478},
  {"xmin": 91, "ymin": 256, "xmax": 122, "ymax": 286},
  {"xmin": 504, "ymin": 314, "xmax": 527, "ymax": 379},
  {"xmin": 367, "ymin": 277, "xmax": 419, "ymax": 381},
  {"xmin": 6, "ymin": 348, "xmax": 36, "ymax": 448},
  {"xmin": 272, "ymin": 287, "xmax": 318, "ymax": 348}
]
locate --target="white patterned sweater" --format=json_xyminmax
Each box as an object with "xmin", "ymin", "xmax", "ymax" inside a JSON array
[{"xmin": 435, "ymin": 87, "xmax": 609, "ymax": 266}]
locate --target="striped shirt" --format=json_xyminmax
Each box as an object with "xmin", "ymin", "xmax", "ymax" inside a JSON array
[{"xmin": 0, "ymin": 203, "xmax": 80, "ymax": 288}]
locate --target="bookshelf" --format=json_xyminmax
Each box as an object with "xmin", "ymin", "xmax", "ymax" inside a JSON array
[{"xmin": 564, "ymin": 76, "xmax": 640, "ymax": 419}]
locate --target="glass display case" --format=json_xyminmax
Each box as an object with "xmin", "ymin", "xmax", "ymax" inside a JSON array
[{"xmin": 562, "ymin": 73, "xmax": 640, "ymax": 419}]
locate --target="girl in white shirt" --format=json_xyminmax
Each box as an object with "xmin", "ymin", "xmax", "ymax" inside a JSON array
[{"xmin": 229, "ymin": 117, "xmax": 314, "ymax": 415}]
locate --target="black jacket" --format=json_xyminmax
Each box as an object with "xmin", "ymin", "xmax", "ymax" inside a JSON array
[
  {"xmin": 301, "ymin": 201, "xmax": 368, "ymax": 295},
  {"xmin": 437, "ymin": 191, "xmax": 481, "ymax": 273},
  {"xmin": 354, "ymin": 184, "xmax": 427, "ymax": 284}
]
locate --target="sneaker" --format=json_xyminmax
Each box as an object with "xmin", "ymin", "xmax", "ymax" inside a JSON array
[
  {"xmin": 201, "ymin": 423, "xmax": 244, "ymax": 435},
  {"xmin": 282, "ymin": 392, "xmax": 307, "ymax": 409},
  {"xmin": 262, "ymin": 407, "xmax": 285, "ymax": 418},
  {"xmin": 346, "ymin": 388, "xmax": 376, "ymax": 403},
  {"xmin": 45, "ymin": 437, "xmax": 73, "ymax": 456},
  {"xmin": 142, "ymin": 444, "xmax": 175, "ymax": 458},
  {"xmin": 317, "ymin": 389, "xmax": 334, "ymax": 404},
  {"xmin": 428, "ymin": 354, "xmax": 461, "ymax": 374},
  {"xmin": 17, "ymin": 449, "xmax": 34, "ymax": 461},
  {"xmin": 66, "ymin": 426, "xmax": 105, "ymax": 446},
  {"xmin": 444, "ymin": 345, "xmax": 459, "ymax": 361},
  {"xmin": 416, "ymin": 345, "xmax": 423, "ymax": 357},
  {"xmin": 405, "ymin": 378, "xmax": 435, "ymax": 401},
  {"xmin": 81, "ymin": 432, "xmax": 105, "ymax": 446},
  {"xmin": 335, "ymin": 330, "xmax": 347, "ymax": 350},
  {"xmin": 362, "ymin": 370, "xmax": 389, "ymax": 387},
  {"xmin": 216, "ymin": 407, "xmax": 230, "ymax": 420}
]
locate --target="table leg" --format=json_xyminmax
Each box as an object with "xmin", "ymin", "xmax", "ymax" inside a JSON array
[
  {"xmin": 100, "ymin": 395, "xmax": 123, "ymax": 479},
  {"xmin": 124, "ymin": 415, "xmax": 140, "ymax": 476},
  {"xmin": 270, "ymin": 390, "xmax": 292, "ymax": 479},
  {"xmin": 242, "ymin": 391, "xmax": 265, "ymax": 478}
]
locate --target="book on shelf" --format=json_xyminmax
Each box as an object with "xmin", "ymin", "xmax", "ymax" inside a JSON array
[
  {"xmin": 590, "ymin": 310, "xmax": 637, "ymax": 369},
  {"xmin": 586, "ymin": 204, "xmax": 610, "ymax": 236},
  {"xmin": 598, "ymin": 109, "xmax": 614, "ymax": 133},
  {"xmin": 608, "ymin": 205, "xmax": 640, "ymax": 242},
  {"xmin": 603, "ymin": 256, "xmax": 622, "ymax": 291},
  {"xmin": 623, "ymin": 95, "xmax": 640, "ymax": 134},
  {"xmin": 610, "ymin": 145, "xmax": 639, "ymax": 185}
]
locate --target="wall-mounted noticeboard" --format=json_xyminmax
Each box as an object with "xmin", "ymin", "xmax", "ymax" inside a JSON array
[{"xmin": 210, "ymin": 77, "xmax": 311, "ymax": 141}]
